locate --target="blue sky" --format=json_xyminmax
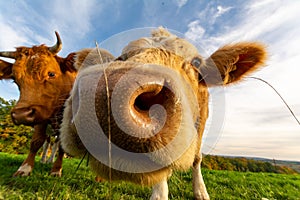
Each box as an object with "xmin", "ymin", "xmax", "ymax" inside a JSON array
[{"xmin": 0, "ymin": 0, "xmax": 299, "ymax": 161}]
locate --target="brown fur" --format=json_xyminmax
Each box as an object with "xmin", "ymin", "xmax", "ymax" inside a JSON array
[
  {"xmin": 61, "ymin": 54, "xmax": 199, "ymax": 185},
  {"xmin": 202, "ymin": 42, "xmax": 267, "ymax": 85},
  {"xmin": 60, "ymin": 27, "xmax": 267, "ymax": 198},
  {"xmin": 74, "ymin": 48, "xmax": 115, "ymax": 71},
  {"xmin": 0, "ymin": 59, "xmax": 13, "ymax": 78},
  {"xmin": 0, "ymin": 42, "xmax": 78, "ymax": 177},
  {"xmin": 0, "ymin": 33, "xmax": 114, "ymax": 177}
]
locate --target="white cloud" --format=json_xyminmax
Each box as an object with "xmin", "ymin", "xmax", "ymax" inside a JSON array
[
  {"xmin": 0, "ymin": 2, "xmax": 57, "ymax": 48},
  {"xmin": 216, "ymin": 5, "xmax": 232, "ymax": 18},
  {"xmin": 183, "ymin": 4, "xmax": 234, "ymax": 54},
  {"xmin": 209, "ymin": 0, "xmax": 300, "ymax": 45},
  {"xmin": 195, "ymin": 3, "xmax": 233, "ymax": 28},
  {"xmin": 0, "ymin": 21, "xmax": 28, "ymax": 50},
  {"xmin": 50, "ymin": 0, "xmax": 97, "ymax": 38},
  {"xmin": 186, "ymin": 0, "xmax": 300, "ymax": 50},
  {"xmin": 0, "ymin": 0, "xmax": 101, "ymax": 58},
  {"xmin": 184, "ymin": 20, "xmax": 205, "ymax": 42},
  {"xmin": 0, "ymin": 0, "xmax": 98, "ymax": 100},
  {"xmin": 0, "ymin": 81, "xmax": 19, "ymax": 100},
  {"xmin": 174, "ymin": 0, "xmax": 188, "ymax": 8},
  {"xmin": 210, "ymin": 128, "xmax": 300, "ymax": 161},
  {"xmin": 185, "ymin": 0, "xmax": 300, "ymax": 160}
]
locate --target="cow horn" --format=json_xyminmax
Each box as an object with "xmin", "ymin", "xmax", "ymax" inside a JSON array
[
  {"xmin": 0, "ymin": 51, "xmax": 16, "ymax": 59},
  {"xmin": 49, "ymin": 31, "xmax": 62, "ymax": 54}
]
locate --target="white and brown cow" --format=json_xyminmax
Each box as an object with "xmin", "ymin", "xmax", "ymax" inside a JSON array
[
  {"xmin": 60, "ymin": 27, "xmax": 266, "ymax": 199},
  {"xmin": 0, "ymin": 32, "xmax": 114, "ymax": 176}
]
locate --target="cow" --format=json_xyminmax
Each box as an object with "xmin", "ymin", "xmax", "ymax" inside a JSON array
[
  {"xmin": 60, "ymin": 27, "xmax": 267, "ymax": 199},
  {"xmin": 0, "ymin": 32, "xmax": 114, "ymax": 177}
]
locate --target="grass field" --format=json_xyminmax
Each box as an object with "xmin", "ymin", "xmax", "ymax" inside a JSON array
[{"xmin": 0, "ymin": 152, "xmax": 299, "ymax": 200}]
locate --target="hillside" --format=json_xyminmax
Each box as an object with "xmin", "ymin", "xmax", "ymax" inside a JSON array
[
  {"xmin": 257, "ymin": 158, "xmax": 300, "ymax": 173},
  {"xmin": 220, "ymin": 155, "xmax": 300, "ymax": 173},
  {"xmin": 202, "ymin": 154, "xmax": 299, "ymax": 174},
  {"xmin": 1, "ymin": 152, "xmax": 300, "ymax": 199}
]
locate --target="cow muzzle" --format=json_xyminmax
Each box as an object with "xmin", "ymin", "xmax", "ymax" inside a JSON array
[
  {"xmin": 71, "ymin": 63, "xmax": 199, "ymax": 173},
  {"xmin": 11, "ymin": 107, "xmax": 36, "ymax": 125}
]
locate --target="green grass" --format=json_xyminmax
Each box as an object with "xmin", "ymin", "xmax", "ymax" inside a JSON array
[{"xmin": 0, "ymin": 152, "xmax": 299, "ymax": 200}]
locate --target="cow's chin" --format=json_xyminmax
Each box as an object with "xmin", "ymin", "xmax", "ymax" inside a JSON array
[{"xmin": 12, "ymin": 116, "xmax": 49, "ymax": 127}]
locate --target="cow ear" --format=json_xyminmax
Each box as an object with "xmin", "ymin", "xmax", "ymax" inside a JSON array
[
  {"xmin": 74, "ymin": 48, "xmax": 93, "ymax": 71},
  {"xmin": 0, "ymin": 59, "xmax": 13, "ymax": 79},
  {"xmin": 200, "ymin": 42, "xmax": 267, "ymax": 86},
  {"xmin": 58, "ymin": 53, "xmax": 77, "ymax": 73},
  {"xmin": 74, "ymin": 48, "xmax": 115, "ymax": 71}
]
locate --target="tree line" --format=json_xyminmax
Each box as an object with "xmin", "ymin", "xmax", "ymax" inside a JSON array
[
  {"xmin": 0, "ymin": 97, "xmax": 297, "ymax": 174},
  {"xmin": 202, "ymin": 155, "xmax": 298, "ymax": 174}
]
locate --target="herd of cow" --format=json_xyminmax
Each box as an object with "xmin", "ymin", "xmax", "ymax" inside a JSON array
[{"xmin": 0, "ymin": 27, "xmax": 266, "ymax": 200}]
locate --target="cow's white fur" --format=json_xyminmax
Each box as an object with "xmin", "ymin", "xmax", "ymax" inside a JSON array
[
  {"xmin": 150, "ymin": 178, "xmax": 168, "ymax": 200},
  {"xmin": 192, "ymin": 157, "xmax": 210, "ymax": 200},
  {"xmin": 16, "ymin": 163, "xmax": 32, "ymax": 176},
  {"xmin": 50, "ymin": 168, "xmax": 62, "ymax": 177}
]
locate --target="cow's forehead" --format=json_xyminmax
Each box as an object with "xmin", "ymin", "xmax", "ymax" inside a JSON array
[
  {"xmin": 12, "ymin": 45, "xmax": 60, "ymax": 80},
  {"xmin": 16, "ymin": 45, "xmax": 51, "ymax": 55},
  {"xmin": 159, "ymin": 37, "xmax": 200, "ymax": 60},
  {"xmin": 122, "ymin": 28, "xmax": 200, "ymax": 61},
  {"xmin": 14, "ymin": 45, "xmax": 57, "ymax": 67}
]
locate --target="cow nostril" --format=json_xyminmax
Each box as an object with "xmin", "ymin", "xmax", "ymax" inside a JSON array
[
  {"xmin": 30, "ymin": 108, "xmax": 35, "ymax": 115},
  {"xmin": 10, "ymin": 107, "xmax": 36, "ymax": 125},
  {"xmin": 134, "ymin": 86, "xmax": 171, "ymax": 111},
  {"xmin": 11, "ymin": 111, "xmax": 16, "ymax": 118}
]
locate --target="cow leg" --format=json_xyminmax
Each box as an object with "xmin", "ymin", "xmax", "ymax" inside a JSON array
[
  {"xmin": 13, "ymin": 123, "xmax": 48, "ymax": 177},
  {"xmin": 50, "ymin": 143, "xmax": 63, "ymax": 177},
  {"xmin": 192, "ymin": 154, "xmax": 210, "ymax": 200},
  {"xmin": 47, "ymin": 136, "xmax": 59, "ymax": 163},
  {"xmin": 150, "ymin": 177, "xmax": 168, "ymax": 200},
  {"xmin": 40, "ymin": 136, "xmax": 51, "ymax": 163}
]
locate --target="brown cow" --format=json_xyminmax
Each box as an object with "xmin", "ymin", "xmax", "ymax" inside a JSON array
[
  {"xmin": 60, "ymin": 27, "xmax": 267, "ymax": 199},
  {"xmin": 0, "ymin": 32, "xmax": 114, "ymax": 176}
]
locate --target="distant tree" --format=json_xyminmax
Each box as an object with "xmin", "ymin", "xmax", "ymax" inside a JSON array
[
  {"xmin": 248, "ymin": 159, "xmax": 259, "ymax": 172},
  {"xmin": 202, "ymin": 155, "xmax": 298, "ymax": 174},
  {"xmin": 0, "ymin": 97, "xmax": 33, "ymax": 154}
]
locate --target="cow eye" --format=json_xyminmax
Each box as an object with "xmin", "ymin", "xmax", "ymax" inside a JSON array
[
  {"xmin": 191, "ymin": 57, "xmax": 202, "ymax": 68},
  {"xmin": 48, "ymin": 72, "xmax": 56, "ymax": 78},
  {"xmin": 24, "ymin": 50, "xmax": 29, "ymax": 56}
]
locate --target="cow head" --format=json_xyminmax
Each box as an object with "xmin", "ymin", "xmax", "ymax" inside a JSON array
[
  {"xmin": 0, "ymin": 32, "xmax": 77, "ymax": 125},
  {"xmin": 60, "ymin": 27, "xmax": 267, "ymax": 183}
]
